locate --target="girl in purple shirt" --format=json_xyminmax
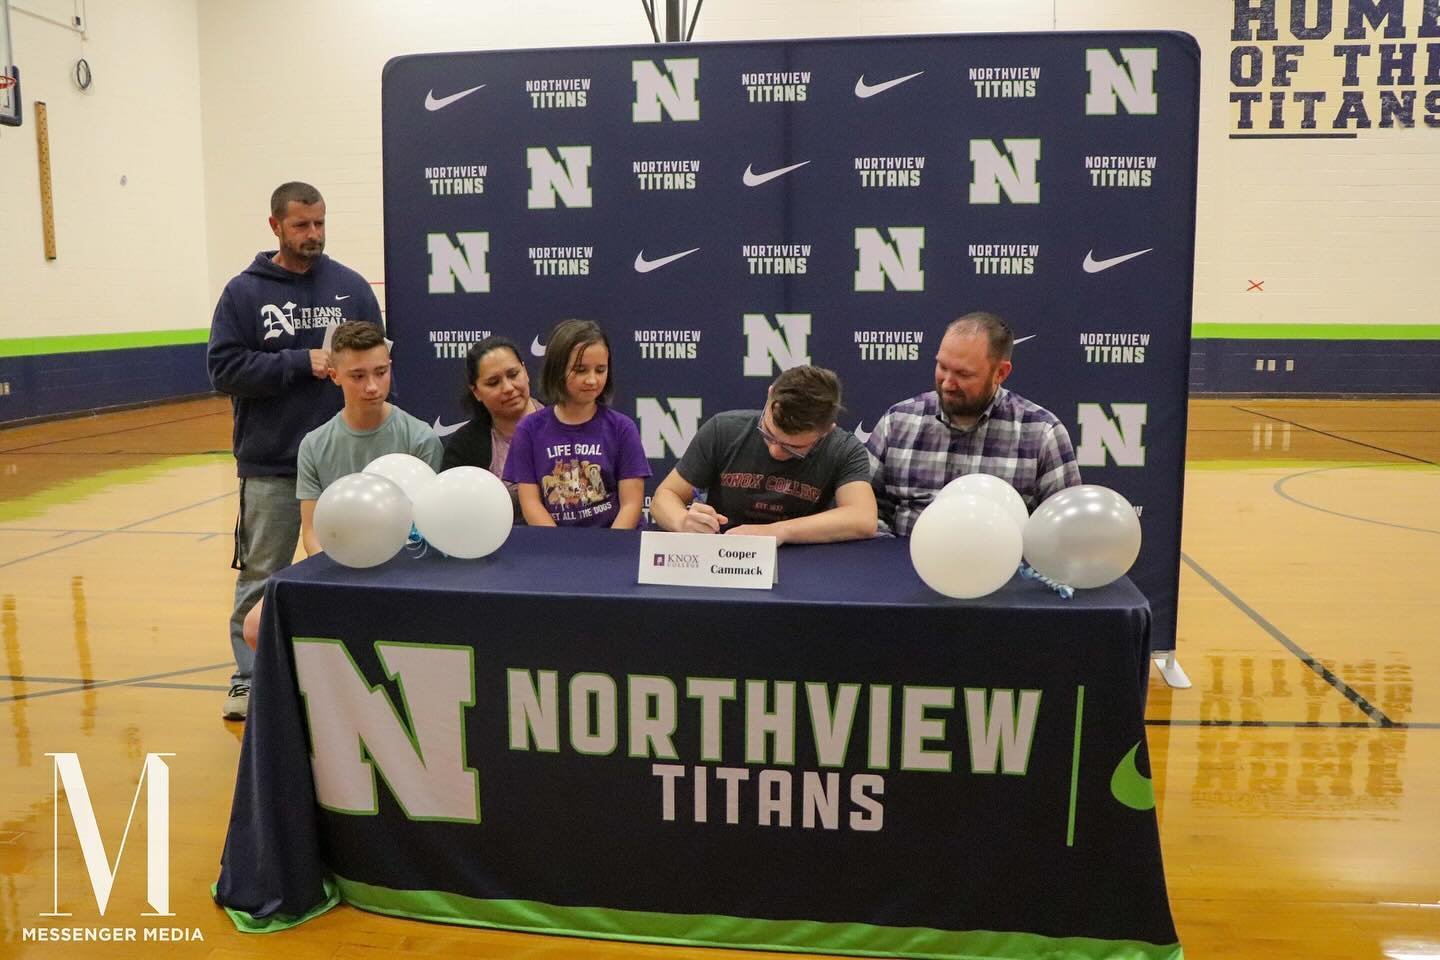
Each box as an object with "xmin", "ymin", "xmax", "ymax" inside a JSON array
[{"xmin": 503, "ymin": 320, "xmax": 651, "ymax": 528}]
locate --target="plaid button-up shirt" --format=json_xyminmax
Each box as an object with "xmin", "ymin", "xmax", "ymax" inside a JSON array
[{"xmin": 865, "ymin": 387, "xmax": 1082, "ymax": 536}]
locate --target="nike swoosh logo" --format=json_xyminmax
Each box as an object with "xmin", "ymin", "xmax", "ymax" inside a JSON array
[
  {"xmin": 853, "ymin": 421, "xmax": 872, "ymax": 444},
  {"xmin": 431, "ymin": 416, "xmax": 469, "ymax": 438},
  {"xmin": 334, "ymin": 294, "xmax": 350, "ymax": 301},
  {"xmin": 1013, "ymin": 334, "xmax": 1037, "ymax": 345},
  {"xmin": 1109, "ymin": 742, "xmax": 1156, "ymax": 811},
  {"xmin": 424, "ymin": 84, "xmax": 486, "ymax": 112},
  {"xmin": 854, "ymin": 71, "xmax": 924, "ymax": 99},
  {"xmin": 634, "ymin": 247, "xmax": 700, "ymax": 273},
  {"xmin": 530, "ymin": 336, "xmax": 546, "ymax": 357},
  {"xmin": 743, "ymin": 161, "xmax": 811, "ymax": 187},
  {"xmin": 1083, "ymin": 247, "xmax": 1153, "ymax": 273}
]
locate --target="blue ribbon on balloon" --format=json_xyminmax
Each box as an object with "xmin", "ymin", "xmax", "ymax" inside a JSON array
[
  {"xmin": 1019, "ymin": 563, "xmax": 1074, "ymax": 599},
  {"xmin": 405, "ymin": 523, "xmax": 429, "ymax": 558}
]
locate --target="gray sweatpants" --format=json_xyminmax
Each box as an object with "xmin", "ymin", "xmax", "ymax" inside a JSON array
[{"xmin": 228, "ymin": 475, "xmax": 300, "ymax": 684}]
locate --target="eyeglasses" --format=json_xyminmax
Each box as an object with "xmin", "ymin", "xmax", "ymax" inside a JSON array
[{"xmin": 757, "ymin": 413, "xmax": 817, "ymax": 460}]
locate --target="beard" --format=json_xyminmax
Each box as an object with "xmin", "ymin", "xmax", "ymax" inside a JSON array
[
  {"xmin": 282, "ymin": 235, "xmax": 324, "ymax": 262},
  {"xmin": 939, "ymin": 383, "xmax": 997, "ymax": 419}
]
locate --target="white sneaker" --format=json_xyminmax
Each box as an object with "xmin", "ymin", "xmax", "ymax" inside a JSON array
[{"xmin": 223, "ymin": 682, "xmax": 250, "ymax": 721}]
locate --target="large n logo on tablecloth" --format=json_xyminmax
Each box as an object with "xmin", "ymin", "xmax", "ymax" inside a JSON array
[{"xmin": 294, "ymin": 639, "xmax": 481, "ymax": 822}]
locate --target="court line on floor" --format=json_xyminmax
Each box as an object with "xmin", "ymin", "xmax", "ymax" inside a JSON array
[
  {"xmin": 1232, "ymin": 405, "xmax": 1438, "ymax": 466},
  {"xmin": 1186, "ymin": 427, "xmax": 1440, "ymax": 434},
  {"xmin": 1272, "ymin": 465, "xmax": 1440, "ymax": 536},
  {"xmin": 3, "ymin": 449, "xmax": 232, "ymax": 457},
  {"xmin": 135, "ymin": 681, "xmax": 230, "ymax": 692},
  {"xmin": 1, "ymin": 674, "xmax": 229, "ymax": 692},
  {"xmin": 0, "ymin": 491, "xmax": 236, "ymax": 569},
  {"xmin": 1180, "ymin": 551, "xmax": 1394, "ymax": 727},
  {"xmin": 0, "ymin": 526, "xmax": 230, "ymax": 536},
  {"xmin": 0, "ymin": 662, "xmax": 233, "ymax": 703},
  {"xmin": 0, "ymin": 409, "xmax": 229, "ymax": 454}
]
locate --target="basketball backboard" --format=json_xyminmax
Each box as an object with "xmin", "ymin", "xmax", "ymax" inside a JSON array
[{"xmin": 1, "ymin": 0, "xmax": 20, "ymax": 127}]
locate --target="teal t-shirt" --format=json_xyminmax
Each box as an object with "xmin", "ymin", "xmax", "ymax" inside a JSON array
[{"xmin": 296, "ymin": 405, "xmax": 444, "ymax": 500}]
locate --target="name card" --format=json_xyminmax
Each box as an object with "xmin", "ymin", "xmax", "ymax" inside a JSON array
[{"xmin": 637, "ymin": 530, "xmax": 777, "ymax": 590}]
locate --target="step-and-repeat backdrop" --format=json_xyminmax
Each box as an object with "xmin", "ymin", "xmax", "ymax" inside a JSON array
[{"xmin": 380, "ymin": 32, "xmax": 1199, "ymax": 650}]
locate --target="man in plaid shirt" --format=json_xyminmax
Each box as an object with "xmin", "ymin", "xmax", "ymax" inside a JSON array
[{"xmin": 866, "ymin": 312, "xmax": 1082, "ymax": 536}]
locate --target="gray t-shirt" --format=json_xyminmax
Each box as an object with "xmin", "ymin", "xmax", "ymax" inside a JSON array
[
  {"xmin": 674, "ymin": 409, "xmax": 872, "ymax": 529},
  {"xmin": 296, "ymin": 405, "xmax": 444, "ymax": 500}
]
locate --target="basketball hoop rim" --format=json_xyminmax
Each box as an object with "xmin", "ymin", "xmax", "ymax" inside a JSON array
[{"xmin": 0, "ymin": 76, "xmax": 15, "ymax": 90}]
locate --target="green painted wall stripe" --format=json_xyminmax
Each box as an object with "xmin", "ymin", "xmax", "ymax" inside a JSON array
[
  {"xmin": 308, "ymin": 875, "xmax": 1182, "ymax": 960},
  {"xmin": 1191, "ymin": 323, "xmax": 1440, "ymax": 341},
  {"xmin": 0, "ymin": 328, "xmax": 209, "ymax": 358},
  {"xmin": 3, "ymin": 324, "xmax": 1430, "ymax": 356}
]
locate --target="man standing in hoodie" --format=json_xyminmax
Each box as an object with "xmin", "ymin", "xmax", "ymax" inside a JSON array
[{"xmin": 207, "ymin": 182, "xmax": 382, "ymax": 721}]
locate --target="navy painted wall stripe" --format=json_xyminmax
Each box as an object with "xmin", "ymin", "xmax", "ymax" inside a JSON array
[
  {"xmin": 1190, "ymin": 339, "xmax": 1440, "ymax": 394},
  {"xmin": 0, "ymin": 343, "xmax": 213, "ymax": 425}
]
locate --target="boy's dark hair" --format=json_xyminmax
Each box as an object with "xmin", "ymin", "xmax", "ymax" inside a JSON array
[
  {"xmin": 539, "ymin": 319, "xmax": 614, "ymax": 406},
  {"xmin": 330, "ymin": 321, "xmax": 387, "ymax": 358},
  {"xmin": 768, "ymin": 365, "xmax": 843, "ymax": 434},
  {"xmin": 270, "ymin": 181, "xmax": 324, "ymax": 219},
  {"xmin": 461, "ymin": 336, "xmax": 526, "ymax": 422},
  {"xmin": 946, "ymin": 311, "xmax": 1014, "ymax": 362}
]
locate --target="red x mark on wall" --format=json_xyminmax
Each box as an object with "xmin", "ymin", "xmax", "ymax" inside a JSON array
[{"xmin": 1247, "ymin": 280, "xmax": 1264, "ymax": 291}]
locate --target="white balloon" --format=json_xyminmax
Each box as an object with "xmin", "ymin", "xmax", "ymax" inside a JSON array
[
  {"xmin": 364, "ymin": 453, "xmax": 437, "ymax": 504},
  {"xmin": 313, "ymin": 473, "xmax": 414, "ymax": 568},
  {"xmin": 909, "ymin": 493, "xmax": 1023, "ymax": 599},
  {"xmin": 936, "ymin": 473, "xmax": 1029, "ymax": 530},
  {"xmin": 412, "ymin": 466, "xmax": 513, "ymax": 559},
  {"xmin": 1022, "ymin": 485, "xmax": 1142, "ymax": 589}
]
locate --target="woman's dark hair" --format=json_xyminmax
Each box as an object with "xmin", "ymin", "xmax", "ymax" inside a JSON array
[
  {"xmin": 539, "ymin": 319, "xmax": 614, "ymax": 406},
  {"xmin": 460, "ymin": 336, "xmax": 526, "ymax": 427}
]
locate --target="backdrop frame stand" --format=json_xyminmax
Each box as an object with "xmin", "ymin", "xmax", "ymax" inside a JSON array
[{"xmin": 1153, "ymin": 650, "xmax": 1191, "ymax": 688}]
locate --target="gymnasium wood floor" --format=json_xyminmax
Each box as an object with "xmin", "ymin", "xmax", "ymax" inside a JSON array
[{"xmin": 1, "ymin": 395, "xmax": 1436, "ymax": 959}]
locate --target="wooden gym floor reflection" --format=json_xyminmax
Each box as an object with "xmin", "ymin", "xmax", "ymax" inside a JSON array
[{"xmin": 0, "ymin": 396, "xmax": 1436, "ymax": 959}]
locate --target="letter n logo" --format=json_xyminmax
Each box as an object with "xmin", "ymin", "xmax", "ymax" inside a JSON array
[
  {"xmin": 855, "ymin": 227, "xmax": 925, "ymax": 292},
  {"xmin": 636, "ymin": 397, "xmax": 703, "ymax": 459},
  {"xmin": 45, "ymin": 752, "xmax": 173, "ymax": 917},
  {"xmin": 1085, "ymin": 48, "xmax": 1159, "ymax": 115},
  {"xmin": 294, "ymin": 639, "xmax": 480, "ymax": 822},
  {"xmin": 1076, "ymin": 402, "xmax": 1148, "ymax": 467},
  {"xmin": 969, "ymin": 139, "xmax": 1041, "ymax": 204},
  {"xmin": 428, "ymin": 232, "xmax": 491, "ymax": 294},
  {"xmin": 632, "ymin": 58, "xmax": 700, "ymax": 122},
  {"xmin": 742, "ymin": 313, "xmax": 811, "ymax": 377},
  {"xmin": 526, "ymin": 146, "xmax": 593, "ymax": 209}
]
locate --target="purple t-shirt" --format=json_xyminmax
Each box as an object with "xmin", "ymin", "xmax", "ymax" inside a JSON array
[{"xmin": 503, "ymin": 405, "xmax": 652, "ymax": 527}]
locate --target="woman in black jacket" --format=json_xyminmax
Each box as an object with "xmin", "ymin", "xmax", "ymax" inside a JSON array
[{"xmin": 441, "ymin": 336, "xmax": 543, "ymax": 520}]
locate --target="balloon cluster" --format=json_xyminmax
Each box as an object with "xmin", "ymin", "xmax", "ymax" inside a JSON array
[
  {"xmin": 312, "ymin": 455, "xmax": 514, "ymax": 568},
  {"xmin": 910, "ymin": 476, "xmax": 1141, "ymax": 599}
]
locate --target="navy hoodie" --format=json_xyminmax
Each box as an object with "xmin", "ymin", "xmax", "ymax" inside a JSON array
[{"xmin": 207, "ymin": 252, "xmax": 382, "ymax": 477}]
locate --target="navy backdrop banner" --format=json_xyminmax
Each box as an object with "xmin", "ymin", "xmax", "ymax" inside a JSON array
[
  {"xmin": 217, "ymin": 529, "xmax": 1180, "ymax": 959},
  {"xmin": 380, "ymin": 32, "xmax": 1199, "ymax": 651}
]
